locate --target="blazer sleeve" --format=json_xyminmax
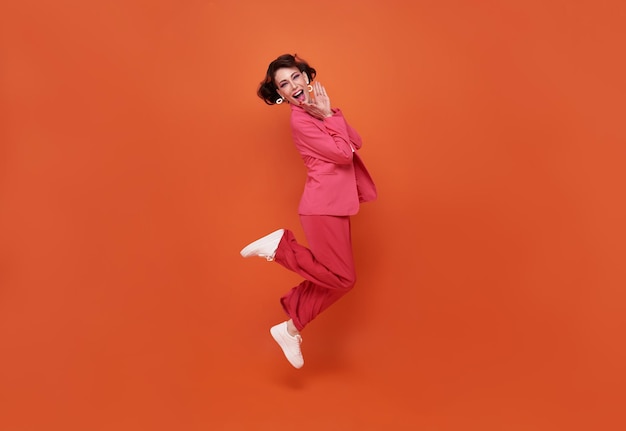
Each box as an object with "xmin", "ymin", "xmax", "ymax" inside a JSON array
[
  {"xmin": 347, "ymin": 121, "xmax": 363, "ymax": 150},
  {"xmin": 291, "ymin": 109, "xmax": 356, "ymax": 165}
]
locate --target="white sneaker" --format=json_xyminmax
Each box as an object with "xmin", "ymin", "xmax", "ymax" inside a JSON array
[
  {"xmin": 270, "ymin": 321, "xmax": 304, "ymax": 369},
  {"xmin": 239, "ymin": 229, "xmax": 284, "ymax": 261}
]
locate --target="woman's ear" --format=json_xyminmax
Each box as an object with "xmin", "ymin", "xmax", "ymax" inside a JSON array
[{"xmin": 303, "ymin": 72, "xmax": 310, "ymax": 85}]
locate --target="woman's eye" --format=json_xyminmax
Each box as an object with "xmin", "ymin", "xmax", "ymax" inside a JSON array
[
  {"xmin": 280, "ymin": 83, "xmax": 287, "ymax": 88},
  {"xmin": 294, "ymin": 74, "xmax": 300, "ymax": 79}
]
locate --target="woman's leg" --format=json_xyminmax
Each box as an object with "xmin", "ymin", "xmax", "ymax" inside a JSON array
[{"xmin": 273, "ymin": 215, "xmax": 356, "ymax": 331}]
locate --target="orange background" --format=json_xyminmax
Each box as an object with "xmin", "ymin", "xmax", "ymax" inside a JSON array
[{"xmin": 1, "ymin": 1, "xmax": 625, "ymax": 430}]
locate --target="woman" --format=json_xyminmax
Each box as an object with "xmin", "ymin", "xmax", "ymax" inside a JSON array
[{"xmin": 240, "ymin": 54, "xmax": 377, "ymax": 369}]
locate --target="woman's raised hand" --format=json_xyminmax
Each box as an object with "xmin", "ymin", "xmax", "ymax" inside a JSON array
[{"xmin": 301, "ymin": 82, "xmax": 333, "ymax": 120}]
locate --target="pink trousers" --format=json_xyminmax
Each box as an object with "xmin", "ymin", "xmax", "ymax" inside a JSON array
[{"xmin": 273, "ymin": 215, "xmax": 356, "ymax": 331}]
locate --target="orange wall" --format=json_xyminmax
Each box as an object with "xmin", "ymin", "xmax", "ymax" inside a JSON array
[{"xmin": 1, "ymin": 1, "xmax": 625, "ymax": 430}]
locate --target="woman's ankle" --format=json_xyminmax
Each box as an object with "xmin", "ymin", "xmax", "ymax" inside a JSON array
[{"xmin": 286, "ymin": 319, "xmax": 299, "ymax": 336}]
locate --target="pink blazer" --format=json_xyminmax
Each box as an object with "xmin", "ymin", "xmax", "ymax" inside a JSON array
[{"xmin": 290, "ymin": 104, "xmax": 377, "ymax": 216}]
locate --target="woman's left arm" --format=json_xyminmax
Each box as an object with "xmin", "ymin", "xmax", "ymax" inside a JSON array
[
  {"xmin": 344, "ymin": 116, "xmax": 363, "ymax": 150},
  {"xmin": 301, "ymin": 82, "xmax": 363, "ymax": 151},
  {"xmin": 328, "ymin": 109, "xmax": 363, "ymax": 151}
]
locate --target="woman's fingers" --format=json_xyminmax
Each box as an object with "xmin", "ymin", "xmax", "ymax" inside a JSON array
[
  {"xmin": 302, "ymin": 82, "xmax": 331, "ymax": 119},
  {"xmin": 315, "ymin": 82, "xmax": 325, "ymax": 97},
  {"xmin": 318, "ymin": 82, "xmax": 326, "ymax": 96},
  {"xmin": 310, "ymin": 82, "xmax": 328, "ymax": 100}
]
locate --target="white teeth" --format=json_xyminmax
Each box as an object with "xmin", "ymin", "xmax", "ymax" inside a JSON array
[{"xmin": 294, "ymin": 90, "xmax": 303, "ymax": 97}]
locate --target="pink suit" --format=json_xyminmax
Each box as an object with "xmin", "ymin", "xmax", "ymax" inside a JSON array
[{"xmin": 273, "ymin": 104, "xmax": 377, "ymax": 331}]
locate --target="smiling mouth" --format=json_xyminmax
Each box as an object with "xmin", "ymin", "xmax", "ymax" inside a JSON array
[{"xmin": 293, "ymin": 90, "xmax": 304, "ymax": 101}]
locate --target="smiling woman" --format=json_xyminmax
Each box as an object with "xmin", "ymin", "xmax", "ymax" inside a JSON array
[
  {"xmin": 257, "ymin": 54, "xmax": 317, "ymax": 105},
  {"xmin": 241, "ymin": 53, "xmax": 377, "ymax": 369},
  {"xmin": 274, "ymin": 68, "xmax": 309, "ymax": 104}
]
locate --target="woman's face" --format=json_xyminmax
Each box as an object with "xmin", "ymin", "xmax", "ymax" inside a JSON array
[{"xmin": 274, "ymin": 66, "xmax": 311, "ymax": 104}]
